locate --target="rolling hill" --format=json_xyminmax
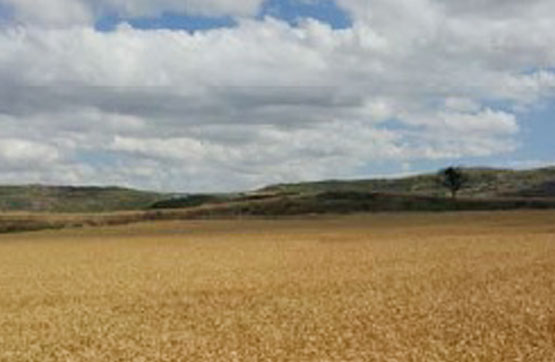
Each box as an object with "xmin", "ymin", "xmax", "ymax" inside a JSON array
[
  {"xmin": 259, "ymin": 167, "xmax": 555, "ymax": 199},
  {"xmin": 0, "ymin": 185, "xmax": 166, "ymax": 213},
  {"xmin": 0, "ymin": 166, "xmax": 554, "ymax": 233},
  {"xmin": 0, "ymin": 166, "xmax": 554, "ymax": 215},
  {"xmin": 146, "ymin": 166, "xmax": 555, "ymax": 216}
]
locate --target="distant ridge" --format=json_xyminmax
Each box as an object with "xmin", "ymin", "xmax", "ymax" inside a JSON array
[
  {"xmin": 259, "ymin": 166, "xmax": 555, "ymax": 199},
  {"xmin": 0, "ymin": 185, "xmax": 165, "ymax": 213},
  {"xmin": 145, "ymin": 166, "xmax": 555, "ymax": 216},
  {"xmin": 0, "ymin": 166, "xmax": 554, "ymax": 214}
]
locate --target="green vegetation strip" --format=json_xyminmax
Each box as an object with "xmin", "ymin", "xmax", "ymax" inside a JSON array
[{"xmin": 2, "ymin": 192, "xmax": 555, "ymax": 234}]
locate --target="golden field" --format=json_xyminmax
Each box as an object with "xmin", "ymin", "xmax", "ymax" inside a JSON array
[{"xmin": 1, "ymin": 211, "xmax": 554, "ymax": 361}]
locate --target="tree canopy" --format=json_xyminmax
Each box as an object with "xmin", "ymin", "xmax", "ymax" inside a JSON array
[{"xmin": 438, "ymin": 167, "xmax": 467, "ymax": 199}]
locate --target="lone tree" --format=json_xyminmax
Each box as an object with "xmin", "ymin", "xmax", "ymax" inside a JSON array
[{"xmin": 438, "ymin": 167, "xmax": 467, "ymax": 199}]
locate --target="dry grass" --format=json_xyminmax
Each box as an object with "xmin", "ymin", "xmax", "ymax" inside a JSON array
[{"xmin": 1, "ymin": 211, "xmax": 554, "ymax": 361}]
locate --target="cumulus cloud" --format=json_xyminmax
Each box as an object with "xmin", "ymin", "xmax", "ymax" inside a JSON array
[
  {"xmin": 0, "ymin": 138, "xmax": 60, "ymax": 167},
  {"xmin": 91, "ymin": 0, "xmax": 264, "ymax": 18},
  {"xmin": 0, "ymin": 0, "xmax": 554, "ymax": 191},
  {"xmin": 0, "ymin": 0, "xmax": 265, "ymax": 27}
]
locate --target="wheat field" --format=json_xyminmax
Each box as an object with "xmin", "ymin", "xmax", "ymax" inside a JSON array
[{"xmin": 1, "ymin": 211, "xmax": 554, "ymax": 361}]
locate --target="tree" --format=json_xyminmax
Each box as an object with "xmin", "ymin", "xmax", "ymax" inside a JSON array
[{"xmin": 438, "ymin": 167, "xmax": 466, "ymax": 199}]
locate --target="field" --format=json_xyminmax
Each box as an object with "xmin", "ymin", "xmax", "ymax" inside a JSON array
[{"xmin": 1, "ymin": 211, "xmax": 554, "ymax": 361}]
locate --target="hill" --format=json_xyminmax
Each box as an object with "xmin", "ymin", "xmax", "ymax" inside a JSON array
[
  {"xmin": 146, "ymin": 166, "xmax": 555, "ymax": 217},
  {"xmin": 0, "ymin": 166, "xmax": 554, "ymax": 217},
  {"xmin": 0, "ymin": 185, "xmax": 165, "ymax": 213},
  {"xmin": 4, "ymin": 192, "xmax": 555, "ymax": 234},
  {"xmin": 0, "ymin": 166, "xmax": 554, "ymax": 233},
  {"xmin": 259, "ymin": 166, "xmax": 555, "ymax": 199}
]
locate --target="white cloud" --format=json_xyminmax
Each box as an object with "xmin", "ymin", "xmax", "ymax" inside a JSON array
[
  {"xmin": 406, "ymin": 109, "xmax": 519, "ymax": 136},
  {"xmin": 0, "ymin": 1, "xmax": 554, "ymax": 191},
  {"xmin": 444, "ymin": 98, "xmax": 481, "ymax": 113},
  {"xmin": 0, "ymin": 0, "xmax": 265, "ymax": 27},
  {"xmin": 1, "ymin": 0, "xmax": 92, "ymax": 27},
  {"xmin": 96, "ymin": 0, "xmax": 264, "ymax": 18},
  {"xmin": 0, "ymin": 138, "xmax": 60, "ymax": 166}
]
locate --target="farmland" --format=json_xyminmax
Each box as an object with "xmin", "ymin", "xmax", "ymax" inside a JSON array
[{"xmin": 1, "ymin": 211, "xmax": 554, "ymax": 361}]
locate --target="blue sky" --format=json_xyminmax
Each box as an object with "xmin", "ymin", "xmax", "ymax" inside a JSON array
[
  {"xmin": 516, "ymin": 105, "xmax": 555, "ymax": 164},
  {"xmin": 95, "ymin": 0, "xmax": 351, "ymax": 32},
  {"xmin": 0, "ymin": 0, "xmax": 553, "ymax": 191},
  {"xmin": 259, "ymin": 0, "xmax": 351, "ymax": 29},
  {"xmin": 95, "ymin": 12, "xmax": 237, "ymax": 32}
]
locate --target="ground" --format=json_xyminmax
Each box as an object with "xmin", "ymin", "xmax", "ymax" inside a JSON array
[{"xmin": 1, "ymin": 211, "xmax": 554, "ymax": 361}]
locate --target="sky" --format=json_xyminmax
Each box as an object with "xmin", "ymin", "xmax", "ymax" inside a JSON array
[{"xmin": 0, "ymin": 0, "xmax": 553, "ymax": 192}]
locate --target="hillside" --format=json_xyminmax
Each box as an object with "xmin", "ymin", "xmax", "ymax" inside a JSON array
[
  {"xmin": 260, "ymin": 167, "xmax": 555, "ymax": 199},
  {"xmin": 0, "ymin": 185, "xmax": 165, "ymax": 213},
  {"xmin": 0, "ymin": 166, "xmax": 554, "ymax": 233},
  {"xmin": 144, "ymin": 166, "xmax": 555, "ymax": 218},
  {"xmin": 0, "ymin": 166, "xmax": 554, "ymax": 216}
]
